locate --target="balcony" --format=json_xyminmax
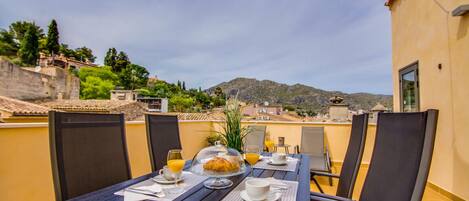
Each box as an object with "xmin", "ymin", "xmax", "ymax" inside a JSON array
[{"xmin": 0, "ymin": 120, "xmax": 452, "ymax": 201}]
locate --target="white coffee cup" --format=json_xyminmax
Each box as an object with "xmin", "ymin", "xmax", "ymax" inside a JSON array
[
  {"xmin": 245, "ymin": 179, "xmax": 270, "ymax": 200},
  {"xmin": 159, "ymin": 165, "xmax": 182, "ymax": 181},
  {"xmin": 272, "ymin": 152, "xmax": 287, "ymax": 164}
]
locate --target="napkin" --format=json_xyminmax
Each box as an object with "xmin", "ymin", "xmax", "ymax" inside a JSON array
[
  {"xmin": 265, "ymin": 177, "xmax": 289, "ymax": 189},
  {"xmin": 133, "ymin": 183, "xmax": 163, "ymax": 193},
  {"xmin": 123, "ymin": 183, "xmax": 163, "ymax": 201}
]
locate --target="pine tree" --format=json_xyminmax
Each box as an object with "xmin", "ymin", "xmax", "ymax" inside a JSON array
[
  {"xmin": 113, "ymin": 51, "xmax": 130, "ymax": 72},
  {"xmin": 18, "ymin": 26, "xmax": 39, "ymax": 65},
  {"xmin": 45, "ymin": 19, "xmax": 59, "ymax": 55},
  {"xmin": 182, "ymin": 81, "xmax": 186, "ymax": 90},
  {"xmin": 104, "ymin": 48, "xmax": 117, "ymax": 67}
]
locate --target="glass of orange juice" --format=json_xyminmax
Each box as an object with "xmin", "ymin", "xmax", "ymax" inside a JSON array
[
  {"xmin": 167, "ymin": 149, "xmax": 185, "ymax": 193},
  {"xmin": 244, "ymin": 145, "xmax": 260, "ymax": 177}
]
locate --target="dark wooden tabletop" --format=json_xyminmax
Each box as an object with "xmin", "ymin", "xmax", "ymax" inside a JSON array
[{"xmin": 70, "ymin": 154, "xmax": 310, "ymax": 201}]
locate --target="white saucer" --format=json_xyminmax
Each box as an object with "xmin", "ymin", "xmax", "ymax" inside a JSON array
[
  {"xmin": 267, "ymin": 160, "xmax": 287, "ymax": 166},
  {"xmin": 240, "ymin": 190, "xmax": 282, "ymax": 201},
  {"xmin": 152, "ymin": 175, "xmax": 184, "ymax": 184}
]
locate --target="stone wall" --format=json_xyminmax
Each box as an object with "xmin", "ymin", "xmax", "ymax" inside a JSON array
[{"xmin": 0, "ymin": 59, "xmax": 79, "ymax": 100}]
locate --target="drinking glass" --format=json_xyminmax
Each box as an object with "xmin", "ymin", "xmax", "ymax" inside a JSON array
[
  {"xmin": 244, "ymin": 145, "xmax": 260, "ymax": 177},
  {"xmin": 167, "ymin": 149, "xmax": 185, "ymax": 194}
]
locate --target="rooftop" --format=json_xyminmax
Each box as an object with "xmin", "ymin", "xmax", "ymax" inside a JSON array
[
  {"xmin": 41, "ymin": 100, "xmax": 141, "ymax": 112},
  {"xmin": 0, "ymin": 96, "xmax": 50, "ymax": 116}
]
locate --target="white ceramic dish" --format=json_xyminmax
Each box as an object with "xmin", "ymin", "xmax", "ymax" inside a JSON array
[
  {"xmin": 152, "ymin": 175, "xmax": 185, "ymax": 184},
  {"xmin": 267, "ymin": 160, "xmax": 288, "ymax": 166},
  {"xmin": 240, "ymin": 190, "xmax": 282, "ymax": 201}
]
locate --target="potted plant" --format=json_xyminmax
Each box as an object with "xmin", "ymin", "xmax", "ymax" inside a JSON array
[{"xmin": 216, "ymin": 97, "xmax": 249, "ymax": 153}]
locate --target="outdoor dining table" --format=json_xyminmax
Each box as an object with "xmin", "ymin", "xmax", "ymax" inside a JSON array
[{"xmin": 70, "ymin": 154, "xmax": 310, "ymax": 201}]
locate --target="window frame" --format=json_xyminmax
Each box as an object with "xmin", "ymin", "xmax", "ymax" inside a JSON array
[{"xmin": 399, "ymin": 61, "xmax": 420, "ymax": 112}]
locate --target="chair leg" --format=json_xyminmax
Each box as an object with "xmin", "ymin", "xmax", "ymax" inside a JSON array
[
  {"xmin": 312, "ymin": 177, "xmax": 324, "ymax": 193},
  {"xmin": 328, "ymin": 169, "xmax": 333, "ymax": 186}
]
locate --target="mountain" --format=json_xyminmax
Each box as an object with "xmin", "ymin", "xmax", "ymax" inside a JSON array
[{"xmin": 207, "ymin": 78, "xmax": 392, "ymax": 112}]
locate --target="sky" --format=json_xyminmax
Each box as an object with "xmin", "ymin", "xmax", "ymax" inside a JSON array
[{"xmin": 0, "ymin": 0, "xmax": 392, "ymax": 94}]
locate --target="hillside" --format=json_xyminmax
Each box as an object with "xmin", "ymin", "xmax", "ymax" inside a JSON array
[{"xmin": 208, "ymin": 78, "xmax": 392, "ymax": 112}]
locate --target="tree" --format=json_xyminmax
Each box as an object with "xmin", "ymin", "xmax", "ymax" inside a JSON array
[
  {"xmin": 119, "ymin": 64, "xmax": 149, "ymax": 90},
  {"xmin": 75, "ymin": 46, "xmax": 96, "ymax": 63},
  {"xmin": 169, "ymin": 94, "xmax": 195, "ymax": 112},
  {"xmin": 45, "ymin": 19, "xmax": 59, "ymax": 55},
  {"xmin": 59, "ymin": 44, "xmax": 76, "ymax": 58},
  {"xmin": 104, "ymin": 48, "xmax": 117, "ymax": 67},
  {"xmin": 8, "ymin": 21, "xmax": 44, "ymax": 42},
  {"xmin": 78, "ymin": 66, "xmax": 118, "ymax": 99},
  {"xmin": 77, "ymin": 66, "xmax": 118, "ymax": 83},
  {"xmin": 0, "ymin": 29, "xmax": 18, "ymax": 56},
  {"xmin": 182, "ymin": 81, "xmax": 186, "ymax": 90},
  {"xmin": 80, "ymin": 76, "xmax": 115, "ymax": 99},
  {"xmin": 17, "ymin": 26, "xmax": 39, "ymax": 65},
  {"xmin": 113, "ymin": 51, "xmax": 130, "ymax": 72}
]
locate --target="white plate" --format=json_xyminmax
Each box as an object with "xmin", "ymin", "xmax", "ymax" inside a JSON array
[
  {"xmin": 267, "ymin": 160, "xmax": 287, "ymax": 166},
  {"xmin": 152, "ymin": 175, "xmax": 184, "ymax": 184},
  {"xmin": 240, "ymin": 190, "xmax": 282, "ymax": 201}
]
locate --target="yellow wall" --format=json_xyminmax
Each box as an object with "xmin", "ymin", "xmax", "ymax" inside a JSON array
[
  {"xmin": 214, "ymin": 121, "xmax": 377, "ymax": 164},
  {"xmin": 0, "ymin": 121, "xmax": 367, "ymax": 201},
  {"xmin": 390, "ymin": 0, "xmax": 469, "ymax": 199}
]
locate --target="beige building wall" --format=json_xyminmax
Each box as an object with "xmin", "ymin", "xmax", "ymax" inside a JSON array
[{"xmin": 389, "ymin": 0, "xmax": 469, "ymax": 199}]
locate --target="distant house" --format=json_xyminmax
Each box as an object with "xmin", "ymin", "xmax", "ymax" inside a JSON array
[
  {"xmin": 39, "ymin": 53, "xmax": 97, "ymax": 70},
  {"xmin": 0, "ymin": 96, "xmax": 50, "ymax": 123},
  {"xmin": 41, "ymin": 100, "xmax": 148, "ymax": 121},
  {"xmin": 110, "ymin": 89, "xmax": 168, "ymax": 112},
  {"xmin": 242, "ymin": 102, "xmax": 283, "ymax": 117}
]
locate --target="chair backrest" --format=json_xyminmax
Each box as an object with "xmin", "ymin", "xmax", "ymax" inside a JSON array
[
  {"xmin": 245, "ymin": 125, "xmax": 266, "ymax": 149},
  {"xmin": 359, "ymin": 109, "xmax": 438, "ymax": 201},
  {"xmin": 301, "ymin": 127, "xmax": 325, "ymax": 157},
  {"xmin": 145, "ymin": 114, "xmax": 182, "ymax": 171},
  {"xmin": 49, "ymin": 111, "xmax": 131, "ymax": 201},
  {"xmin": 336, "ymin": 113, "xmax": 369, "ymax": 198}
]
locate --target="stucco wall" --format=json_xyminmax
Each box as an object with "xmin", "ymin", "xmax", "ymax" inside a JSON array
[
  {"xmin": 0, "ymin": 59, "xmax": 79, "ymax": 100},
  {"xmin": 390, "ymin": 0, "xmax": 469, "ymax": 199}
]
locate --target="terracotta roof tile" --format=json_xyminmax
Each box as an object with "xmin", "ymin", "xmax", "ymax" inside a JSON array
[
  {"xmin": 0, "ymin": 96, "xmax": 50, "ymax": 116},
  {"xmin": 41, "ymin": 100, "xmax": 138, "ymax": 112}
]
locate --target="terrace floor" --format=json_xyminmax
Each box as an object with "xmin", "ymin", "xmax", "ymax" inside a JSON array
[{"xmin": 311, "ymin": 164, "xmax": 452, "ymax": 201}]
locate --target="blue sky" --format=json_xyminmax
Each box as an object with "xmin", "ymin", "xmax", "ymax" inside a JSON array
[{"xmin": 0, "ymin": 0, "xmax": 392, "ymax": 94}]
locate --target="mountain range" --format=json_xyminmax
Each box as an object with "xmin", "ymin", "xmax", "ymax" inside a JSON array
[{"xmin": 208, "ymin": 78, "xmax": 392, "ymax": 113}]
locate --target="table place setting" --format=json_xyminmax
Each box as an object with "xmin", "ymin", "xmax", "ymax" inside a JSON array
[
  {"xmin": 222, "ymin": 177, "xmax": 299, "ymax": 201},
  {"xmin": 115, "ymin": 149, "xmax": 208, "ymax": 201},
  {"xmin": 252, "ymin": 152, "xmax": 299, "ymax": 172}
]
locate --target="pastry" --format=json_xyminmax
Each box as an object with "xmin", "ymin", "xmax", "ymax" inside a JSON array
[{"xmin": 203, "ymin": 157, "xmax": 240, "ymax": 172}]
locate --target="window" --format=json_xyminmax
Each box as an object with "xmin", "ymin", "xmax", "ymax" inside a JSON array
[{"xmin": 399, "ymin": 62, "xmax": 420, "ymax": 112}]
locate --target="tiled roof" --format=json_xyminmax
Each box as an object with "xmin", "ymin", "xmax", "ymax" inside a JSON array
[
  {"xmin": 0, "ymin": 96, "xmax": 50, "ymax": 116},
  {"xmin": 41, "ymin": 100, "xmax": 138, "ymax": 112}
]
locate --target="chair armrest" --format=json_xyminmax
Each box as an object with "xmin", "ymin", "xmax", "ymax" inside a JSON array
[
  {"xmin": 310, "ymin": 192, "xmax": 354, "ymax": 201},
  {"xmin": 311, "ymin": 171, "xmax": 340, "ymax": 178}
]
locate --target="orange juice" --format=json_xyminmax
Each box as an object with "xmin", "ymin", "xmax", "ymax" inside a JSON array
[
  {"xmin": 168, "ymin": 159, "xmax": 185, "ymax": 173},
  {"xmin": 264, "ymin": 140, "xmax": 274, "ymax": 152},
  {"xmin": 245, "ymin": 153, "xmax": 260, "ymax": 165}
]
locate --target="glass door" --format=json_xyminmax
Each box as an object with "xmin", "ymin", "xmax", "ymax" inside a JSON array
[{"xmin": 399, "ymin": 62, "xmax": 420, "ymax": 112}]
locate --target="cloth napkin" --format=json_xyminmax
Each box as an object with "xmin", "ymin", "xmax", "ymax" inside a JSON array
[
  {"xmin": 123, "ymin": 183, "xmax": 162, "ymax": 201},
  {"xmin": 265, "ymin": 177, "xmax": 290, "ymax": 189}
]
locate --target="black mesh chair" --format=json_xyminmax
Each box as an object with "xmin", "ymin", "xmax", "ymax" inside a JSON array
[
  {"xmin": 49, "ymin": 111, "xmax": 131, "ymax": 201},
  {"xmin": 310, "ymin": 113, "xmax": 368, "ymax": 199},
  {"xmin": 310, "ymin": 109, "xmax": 439, "ymax": 201},
  {"xmin": 145, "ymin": 114, "xmax": 182, "ymax": 171}
]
